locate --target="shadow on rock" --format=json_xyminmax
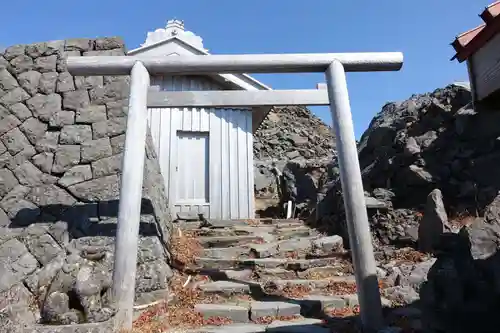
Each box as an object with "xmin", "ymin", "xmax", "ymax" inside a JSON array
[
  {"xmin": 315, "ymin": 85, "xmax": 500, "ymax": 249},
  {"xmin": 0, "ymin": 198, "xmax": 172, "ymax": 327},
  {"xmin": 419, "ymin": 222, "xmax": 500, "ymax": 332},
  {"xmin": 8, "ymin": 198, "xmax": 161, "ymax": 238}
]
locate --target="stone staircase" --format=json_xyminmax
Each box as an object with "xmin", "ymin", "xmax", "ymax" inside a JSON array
[{"xmin": 158, "ymin": 217, "xmax": 399, "ymax": 333}]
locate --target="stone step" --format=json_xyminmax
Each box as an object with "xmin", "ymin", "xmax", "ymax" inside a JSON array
[
  {"xmin": 203, "ymin": 244, "xmax": 347, "ymax": 261},
  {"xmin": 263, "ymin": 276, "xmax": 356, "ymax": 291},
  {"xmin": 175, "ymin": 218, "xmax": 307, "ymax": 231},
  {"xmin": 193, "ymin": 301, "xmax": 306, "ymax": 327},
  {"xmin": 254, "ymin": 268, "xmax": 298, "ymax": 280},
  {"xmin": 183, "ymin": 318, "xmax": 328, "ymax": 333},
  {"xmin": 222, "ymin": 269, "xmax": 255, "ymax": 281},
  {"xmin": 257, "ymin": 218, "xmax": 303, "ymax": 225},
  {"xmin": 249, "ymin": 238, "xmax": 315, "ymax": 259},
  {"xmin": 310, "ymin": 235, "xmax": 344, "ymax": 253},
  {"xmin": 290, "ymin": 293, "xmax": 392, "ymax": 317},
  {"xmin": 196, "ymin": 227, "xmax": 263, "ymax": 237},
  {"xmin": 176, "ymin": 212, "xmax": 203, "ymax": 221},
  {"xmin": 186, "ymin": 323, "xmax": 267, "ymax": 333},
  {"xmin": 195, "ymin": 304, "xmax": 250, "ymax": 323},
  {"xmin": 295, "ymin": 295, "xmax": 347, "ymax": 315},
  {"xmin": 134, "ymin": 289, "xmax": 171, "ymax": 308},
  {"xmin": 250, "ymin": 239, "xmax": 342, "ymax": 259},
  {"xmin": 194, "ymin": 257, "xmax": 343, "ymax": 271},
  {"xmin": 298, "ymin": 293, "xmax": 392, "ymax": 312},
  {"xmin": 175, "ymin": 222, "xmax": 263, "ymax": 232},
  {"xmin": 199, "ymin": 227, "xmax": 334, "ymax": 240},
  {"xmin": 199, "ymin": 281, "xmax": 251, "ymax": 296},
  {"xmin": 265, "ymin": 318, "xmax": 328, "ymax": 333},
  {"xmin": 217, "ymin": 267, "xmax": 320, "ymax": 283},
  {"xmin": 175, "ymin": 221, "xmax": 203, "ymax": 230},
  {"xmin": 297, "ymin": 266, "xmax": 353, "ymax": 279},
  {"xmin": 264, "ymin": 279, "xmax": 322, "ymax": 291},
  {"xmin": 203, "ymin": 247, "xmax": 250, "ymax": 259},
  {"xmin": 198, "ymin": 236, "xmax": 268, "ymax": 248},
  {"xmin": 268, "ymin": 223, "xmax": 308, "ymax": 230},
  {"xmin": 276, "ymin": 227, "xmax": 319, "ymax": 240},
  {"xmin": 249, "ymin": 301, "xmax": 301, "ymax": 321},
  {"xmin": 193, "ymin": 218, "xmax": 305, "ymax": 229},
  {"xmin": 191, "ymin": 226, "xmax": 306, "ymax": 238},
  {"xmin": 334, "ymin": 294, "xmax": 392, "ymax": 308},
  {"xmin": 205, "ymin": 219, "xmax": 252, "ymax": 228},
  {"xmin": 218, "ymin": 225, "xmax": 316, "ymax": 239}
]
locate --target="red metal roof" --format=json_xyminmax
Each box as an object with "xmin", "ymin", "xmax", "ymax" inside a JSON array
[{"xmin": 451, "ymin": 1, "xmax": 500, "ymax": 62}]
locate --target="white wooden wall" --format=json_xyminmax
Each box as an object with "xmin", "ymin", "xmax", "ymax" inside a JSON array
[
  {"xmin": 147, "ymin": 75, "xmax": 255, "ymax": 220},
  {"xmin": 471, "ymin": 32, "xmax": 500, "ymax": 101}
]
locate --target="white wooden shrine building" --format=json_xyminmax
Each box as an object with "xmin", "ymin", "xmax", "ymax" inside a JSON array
[{"xmin": 128, "ymin": 20, "xmax": 271, "ymax": 220}]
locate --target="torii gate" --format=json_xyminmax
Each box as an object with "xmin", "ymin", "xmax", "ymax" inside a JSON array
[{"xmin": 67, "ymin": 51, "xmax": 403, "ymax": 332}]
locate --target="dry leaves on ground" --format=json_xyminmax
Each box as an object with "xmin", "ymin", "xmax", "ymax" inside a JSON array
[
  {"xmin": 324, "ymin": 281, "xmax": 357, "ymax": 295},
  {"xmin": 131, "ymin": 273, "xmax": 232, "ymax": 332},
  {"xmin": 262, "ymin": 281, "xmax": 313, "ymax": 298},
  {"xmin": 170, "ymin": 228, "xmax": 203, "ymax": 266},
  {"xmin": 245, "ymin": 219, "xmax": 262, "ymax": 226},
  {"xmin": 324, "ymin": 278, "xmax": 387, "ymax": 295},
  {"xmin": 391, "ymin": 249, "xmax": 429, "ymax": 264},
  {"xmin": 131, "ymin": 231, "xmax": 230, "ymax": 332},
  {"xmin": 253, "ymin": 315, "xmax": 302, "ymax": 325},
  {"xmin": 250, "ymin": 238, "xmax": 265, "ymax": 244},
  {"xmin": 279, "ymin": 283, "xmax": 312, "ymax": 298},
  {"xmin": 327, "ymin": 306, "xmax": 359, "ymax": 318}
]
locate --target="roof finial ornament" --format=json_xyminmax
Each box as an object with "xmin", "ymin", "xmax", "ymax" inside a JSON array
[
  {"xmin": 166, "ymin": 19, "xmax": 185, "ymax": 37},
  {"xmin": 142, "ymin": 19, "xmax": 207, "ymax": 51}
]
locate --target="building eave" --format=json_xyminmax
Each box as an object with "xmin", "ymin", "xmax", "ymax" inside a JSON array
[
  {"xmin": 451, "ymin": 1, "xmax": 500, "ymax": 62},
  {"xmin": 128, "ymin": 35, "xmax": 272, "ymax": 134},
  {"xmin": 127, "ymin": 36, "xmax": 271, "ymax": 91}
]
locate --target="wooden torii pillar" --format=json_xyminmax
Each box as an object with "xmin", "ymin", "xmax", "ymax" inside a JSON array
[{"xmin": 67, "ymin": 52, "xmax": 403, "ymax": 332}]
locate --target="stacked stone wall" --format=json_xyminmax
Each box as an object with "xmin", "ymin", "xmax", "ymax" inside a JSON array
[{"xmin": 0, "ymin": 37, "xmax": 173, "ymax": 329}]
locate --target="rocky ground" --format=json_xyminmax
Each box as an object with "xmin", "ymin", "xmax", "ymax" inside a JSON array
[
  {"xmin": 131, "ymin": 216, "xmax": 431, "ymax": 333},
  {"xmin": 254, "ymin": 84, "xmax": 500, "ymax": 247},
  {"xmin": 248, "ymin": 82, "xmax": 500, "ymax": 333},
  {"xmin": 130, "ymin": 189, "xmax": 500, "ymax": 333},
  {"xmin": 254, "ymin": 106, "xmax": 335, "ymax": 161},
  {"xmin": 316, "ymin": 83, "xmax": 478, "ymax": 246},
  {"xmin": 253, "ymin": 105, "xmax": 336, "ymax": 218}
]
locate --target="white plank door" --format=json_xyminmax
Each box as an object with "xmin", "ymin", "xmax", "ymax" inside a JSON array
[{"xmin": 173, "ymin": 131, "xmax": 210, "ymax": 215}]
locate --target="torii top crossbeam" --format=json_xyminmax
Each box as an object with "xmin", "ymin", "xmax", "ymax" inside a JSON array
[{"xmin": 67, "ymin": 52, "xmax": 403, "ymax": 75}]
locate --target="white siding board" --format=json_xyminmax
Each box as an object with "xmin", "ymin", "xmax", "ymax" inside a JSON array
[
  {"xmin": 238, "ymin": 110, "xmax": 250, "ymax": 218},
  {"xmin": 471, "ymin": 32, "xmax": 500, "ymax": 100},
  {"xmin": 148, "ymin": 108, "xmax": 161, "ymax": 154},
  {"xmin": 246, "ymin": 112, "xmax": 255, "ymax": 217},
  {"xmin": 169, "ymin": 108, "xmax": 181, "ymax": 208},
  {"xmin": 147, "ymin": 74, "xmax": 255, "ymax": 219},
  {"xmin": 220, "ymin": 109, "xmax": 230, "ymax": 220},
  {"xmin": 229, "ymin": 110, "xmax": 239, "ymax": 219},
  {"xmin": 209, "ymin": 109, "xmax": 222, "ymax": 219},
  {"xmin": 159, "ymin": 107, "xmax": 170, "ymax": 172}
]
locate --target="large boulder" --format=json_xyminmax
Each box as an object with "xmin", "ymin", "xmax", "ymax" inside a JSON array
[
  {"xmin": 418, "ymin": 189, "xmax": 452, "ymax": 252},
  {"xmin": 0, "ymin": 38, "xmax": 173, "ymax": 328},
  {"xmin": 313, "ymin": 84, "xmax": 500, "ymax": 246},
  {"xmin": 419, "ymin": 194, "xmax": 500, "ymax": 333},
  {"xmin": 253, "ymin": 158, "xmax": 337, "ymax": 218}
]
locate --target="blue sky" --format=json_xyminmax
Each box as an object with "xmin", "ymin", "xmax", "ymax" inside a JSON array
[{"xmin": 0, "ymin": 0, "xmax": 491, "ymax": 138}]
